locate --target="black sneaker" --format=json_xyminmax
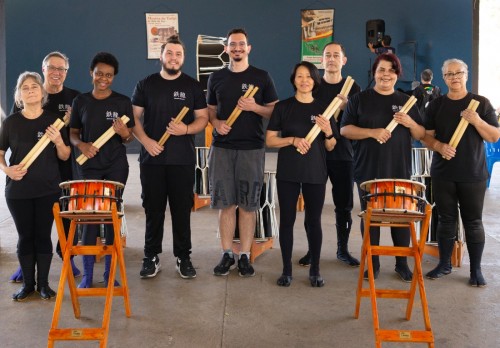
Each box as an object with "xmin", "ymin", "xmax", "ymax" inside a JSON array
[
  {"xmin": 213, "ymin": 253, "xmax": 236, "ymax": 276},
  {"xmin": 298, "ymin": 251, "xmax": 311, "ymax": 266},
  {"xmin": 237, "ymin": 254, "xmax": 255, "ymax": 277},
  {"xmin": 140, "ymin": 255, "xmax": 161, "ymax": 278},
  {"xmin": 176, "ymin": 258, "xmax": 197, "ymax": 279}
]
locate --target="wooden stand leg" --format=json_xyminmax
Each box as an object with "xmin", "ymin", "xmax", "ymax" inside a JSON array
[
  {"xmin": 48, "ymin": 203, "xmax": 131, "ymax": 347},
  {"xmin": 354, "ymin": 205, "xmax": 434, "ymax": 347}
]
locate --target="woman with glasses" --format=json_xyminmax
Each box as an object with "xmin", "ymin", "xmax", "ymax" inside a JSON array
[
  {"xmin": 341, "ymin": 53, "xmax": 425, "ymax": 282},
  {"xmin": 422, "ymin": 58, "xmax": 500, "ymax": 287},
  {"xmin": 69, "ymin": 52, "xmax": 135, "ymax": 288},
  {"xmin": 0, "ymin": 72, "xmax": 70, "ymax": 300}
]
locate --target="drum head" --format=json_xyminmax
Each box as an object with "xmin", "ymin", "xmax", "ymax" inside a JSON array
[
  {"xmin": 59, "ymin": 179, "xmax": 124, "ymax": 189},
  {"xmin": 360, "ymin": 178, "xmax": 425, "ymax": 192}
]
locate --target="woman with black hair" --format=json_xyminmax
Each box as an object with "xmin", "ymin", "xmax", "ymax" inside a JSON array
[
  {"xmin": 266, "ymin": 61, "xmax": 338, "ymax": 287},
  {"xmin": 69, "ymin": 52, "xmax": 135, "ymax": 288},
  {"xmin": 341, "ymin": 53, "xmax": 425, "ymax": 282}
]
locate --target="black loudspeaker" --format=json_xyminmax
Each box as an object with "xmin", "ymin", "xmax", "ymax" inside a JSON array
[{"xmin": 366, "ymin": 19, "xmax": 385, "ymax": 47}]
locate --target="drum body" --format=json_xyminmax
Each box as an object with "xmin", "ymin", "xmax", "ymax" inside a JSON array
[
  {"xmin": 196, "ymin": 35, "xmax": 229, "ymax": 93},
  {"xmin": 194, "ymin": 147, "xmax": 210, "ymax": 195},
  {"xmin": 411, "ymin": 148, "xmax": 433, "ymax": 178},
  {"xmin": 231, "ymin": 171, "xmax": 278, "ymax": 241},
  {"xmin": 361, "ymin": 178, "xmax": 426, "ymax": 215},
  {"xmin": 60, "ymin": 180, "xmax": 124, "ymax": 214}
]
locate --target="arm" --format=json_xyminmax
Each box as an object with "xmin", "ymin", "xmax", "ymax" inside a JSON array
[
  {"xmin": 0, "ymin": 150, "xmax": 27, "ymax": 181},
  {"xmin": 131, "ymin": 105, "xmax": 164, "ymax": 157},
  {"xmin": 314, "ymin": 115, "xmax": 337, "ymax": 151},
  {"xmin": 70, "ymin": 128, "xmax": 99, "ymax": 159},
  {"xmin": 167, "ymin": 107, "xmax": 209, "ymax": 136},
  {"xmin": 341, "ymin": 124, "xmax": 391, "ymax": 143},
  {"xmin": 461, "ymin": 108, "xmax": 500, "ymax": 143},
  {"xmin": 46, "ymin": 124, "xmax": 70, "ymax": 161},
  {"xmin": 421, "ymin": 130, "xmax": 456, "ymax": 160},
  {"xmin": 392, "ymin": 111, "xmax": 426, "ymax": 140},
  {"xmin": 265, "ymin": 130, "xmax": 296, "ymax": 149},
  {"xmin": 208, "ymin": 104, "xmax": 232, "ymax": 135},
  {"xmin": 237, "ymin": 99, "xmax": 278, "ymax": 119},
  {"xmin": 112, "ymin": 117, "xmax": 134, "ymax": 144}
]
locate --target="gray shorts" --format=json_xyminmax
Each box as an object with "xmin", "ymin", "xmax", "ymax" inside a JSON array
[{"xmin": 208, "ymin": 147, "xmax": 265, "ymax": 211}]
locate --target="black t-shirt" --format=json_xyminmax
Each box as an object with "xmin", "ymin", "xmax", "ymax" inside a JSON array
[
  {"xmin": 412, "ymin": 83, "xmax": 441, "ymax": 116},
  {"xmin": 207, "ymin": 65, "xmax": 279, "ymax": 150},
  {"xmin": 313, "ymin": 77, "xmax": 361, "ymax": 161},
  {"xmin": 425, "ymin": 92, "xmax": 498, "ymax": 182},
  {"xmin": 0, "ymin": 110, "xmax": 69, "ymax": 199},
  {"xmin": 341, "ymin": 89, "xmax": 423, "ymax": 183},
  {"xmin": 267, "ymin": 97, "xmax": 338, "ymax": 184},
  {"xmin": 132, "ymin": 72, "xmax": 207, "ymax": 165},
  {"xmin": 13, "ymin": 86, "xmax": 80, "ymax": 180},
  {"xmin": 70, "ymin": 91, "xmax": 134, "ymax": 172}
]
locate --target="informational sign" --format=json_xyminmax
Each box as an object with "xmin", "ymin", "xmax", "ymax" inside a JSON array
[
  {"xmin": 145, "ymin": 13, "xmax": 179, "ymax": 59},
  {"xmin": 301, "ymin": 9, "xmax": 334, "ymax": 68}
]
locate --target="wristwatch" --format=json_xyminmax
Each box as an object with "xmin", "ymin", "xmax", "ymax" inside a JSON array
[{"xmin": 325, "ymin": 133, "xmax": 334, "ymax": 140}]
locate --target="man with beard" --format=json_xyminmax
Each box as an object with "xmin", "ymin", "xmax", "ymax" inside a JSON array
[
  {"xmin": 9, "ymin": 51, "xmax": 81, "ymax": 283},
  {"xmin": 207, "ymin": 28, "xmax": 278, "ymax": 277},
  {"xmin": 299, "ymin": 42, "xmax": 362, "ymax": 268},
  {"xmin": 132, "ymin": 36, "xmax": 208, "ymax": 279}
]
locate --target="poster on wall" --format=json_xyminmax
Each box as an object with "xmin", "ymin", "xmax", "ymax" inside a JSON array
[
  {"xmin": 145, "ymin": 13, "xmax": 179, "ymax": 59},
  {"xmin": 301, "ymin": 9, "xmax": 334, "ymax": 67}
]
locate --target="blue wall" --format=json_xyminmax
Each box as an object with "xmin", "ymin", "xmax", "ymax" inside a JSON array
[{"xmin": 4, "ymin": 0, "xmax": 473, "ymax": 112}]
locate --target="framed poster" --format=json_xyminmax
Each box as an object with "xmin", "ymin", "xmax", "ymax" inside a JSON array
[
  {"xmin": 145, "ymin": 13, "xmax": 179, "ymax": 59},
  {"xmin": 301, "ymin": 9, "xmax": 334, "ymax": 67}
]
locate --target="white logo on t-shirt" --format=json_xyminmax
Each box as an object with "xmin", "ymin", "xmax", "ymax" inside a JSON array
[{"xmin": 173, "ymin": 91, "xmax": 186, "ymax": 101}]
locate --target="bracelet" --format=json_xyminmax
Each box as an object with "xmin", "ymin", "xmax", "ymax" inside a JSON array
[
  {"xmin": 292, "ymin": 137, "xmax": 296, "ymax": 146},
  {"xmin": 122, "ymin": 133, "xmax": 132, "ymax": 142},
  {"xmin": 186, "ymin": 125, "xmax": 189, "ymax": 135}
]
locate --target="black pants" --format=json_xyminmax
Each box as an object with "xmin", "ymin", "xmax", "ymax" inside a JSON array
[
  {"xmin": 80, "ymin": 167, "xmax": 129, "ymax": 246},
  {"xmin": 6, "ymin": 193, "xmax": 59, "ymax": 255},
  {"xmin": 356, "ymin": 183, "xmax": 410, "ymax": 253},
  {"xmin": 432, "ymin": 178, "xmax": 486, "ymax": 243},
  {"xmin": 141, "ymin": 164, "xmax": 194, "ymax": 259},
  {"xmin": 327, "ymin": 160, "xmax": 354, "ymax": 227},
  {"xmin": 277, "ymin": 180, "xmax": 325, "ymax": 276}
]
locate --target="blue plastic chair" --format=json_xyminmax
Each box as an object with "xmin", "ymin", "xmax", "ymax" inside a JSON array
[{"xmin": 485, "ymin": 140, "xmax": 500, "ymax": 188}]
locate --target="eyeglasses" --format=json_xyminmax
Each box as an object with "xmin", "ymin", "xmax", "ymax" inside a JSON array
[
  {"xmin": 46, "ymin": 65, "xmax": 68, "ymax": 73},
  {"xmin": 94, "ymin": 71, "xmax": 114, "ymax": 79},
  {"xmin": 443, "ymin": 71, "xmax": 466, "ymax": 80}
]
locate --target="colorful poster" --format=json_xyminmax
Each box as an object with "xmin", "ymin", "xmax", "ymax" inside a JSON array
[
  {"xmin": 301, "ymin": 9, "xmax": 334, "ymax": 67},
  {"xmin": 145, "ymin": 13, "xmax": 179, "ymax": 59}
]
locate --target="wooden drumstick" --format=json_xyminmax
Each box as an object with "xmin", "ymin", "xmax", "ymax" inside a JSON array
[
  {"xmin": 299, "ymin": 97, "xmax": 342, "ymax": 153},
  {"xmin": 20, "ymin": 118, "xmax": 65, "ymax": 170},
  {"xmin": 385, "ymin": 96, "xmax": 417, "ymax": 133},
  {"xmin": 332, "ymin": 76, "xmax": 355, "ymax": 121},
  {"xmin": 158, "ymin": 106, "xmax": 190, "ymax": 146},
  {"xmin": 225, "ymin": 85, "xmax": 254, "ymax": 126},
  {"xmin": 76, "ymin": 115, "xmax": 130, "ymax": 165},
  {"xmin": 449, "ymin": 99, "xmax": 480, "ymax": 149},
  {"xmin": 226, "ymin": 86, "xmax": 259, "ymax": 127}
]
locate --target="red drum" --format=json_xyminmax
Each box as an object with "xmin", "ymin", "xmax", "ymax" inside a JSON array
[
  {"xmin": 59, "ymin": 180, "xmax": 124, "ymax": 214},
  {"xmin": 360, "ymin": 179, "xmax": 426, "ymax": 215}
]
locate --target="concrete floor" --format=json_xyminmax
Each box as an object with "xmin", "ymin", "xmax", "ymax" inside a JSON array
[{"xmin": 0, "ymin": 152, "xmax": 499, "ymax": 348}]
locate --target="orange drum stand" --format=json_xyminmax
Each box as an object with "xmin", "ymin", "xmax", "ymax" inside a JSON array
[
  {"xmin": 48, "ymin": 202, "xmax": 131, "ymax": 347},
  {"xmin": 355, "ymin": 204, "xmax": 434, "ymax": 348}
]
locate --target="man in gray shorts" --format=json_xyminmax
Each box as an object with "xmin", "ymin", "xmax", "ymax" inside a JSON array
[{"xmin": 207, "ymin": 28, "xmax": 278, "ymax": 277}]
